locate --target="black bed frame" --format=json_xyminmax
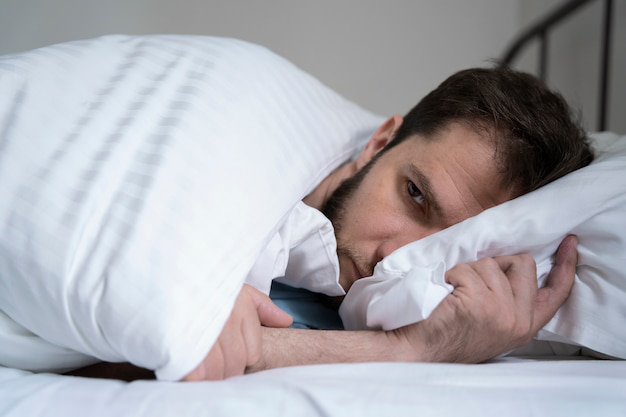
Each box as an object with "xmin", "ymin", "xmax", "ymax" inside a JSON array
[{"xmin": 500, "ymin": 0, "xmax": 614, "ymax": 131}]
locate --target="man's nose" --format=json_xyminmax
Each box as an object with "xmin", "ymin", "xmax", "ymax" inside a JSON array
[
  {"xmin": 373, "ymin": 237, "xmax": 415, "ymax": 263},
  {"xmin": 374, "ymin": 240, "xmax": 400, "ymax": 263}
]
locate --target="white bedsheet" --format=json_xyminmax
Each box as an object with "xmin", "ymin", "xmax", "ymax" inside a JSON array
[{"xmin": 1, "ymin": 358, "xmax": 625, "ymax": 417}]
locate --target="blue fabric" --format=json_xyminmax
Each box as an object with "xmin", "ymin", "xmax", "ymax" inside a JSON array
[{"xmin": 269, "ymin": 281, "xmax": 344, "ymax": 330}]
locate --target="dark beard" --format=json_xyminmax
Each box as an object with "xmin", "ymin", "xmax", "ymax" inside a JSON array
[
  {"xmin": 321, "ymin": 156, "xmax": 378, "ymax": 235},
  {"xmin": 321, "ymin": 156, "xmax": 381, "ymax": 285}
]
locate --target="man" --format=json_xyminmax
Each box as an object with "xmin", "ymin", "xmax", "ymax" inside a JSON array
[{"xmin": 181, "ymin": 67, "xmax": 593, "ymax": 380}]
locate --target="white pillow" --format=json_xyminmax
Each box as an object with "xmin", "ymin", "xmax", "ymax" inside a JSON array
[
  {"xmin": 340, "ymin": 132, "xmax": 626, "ymax": 359},
  {"xmin": 0, "ymin": 35, "xmax": 383, "ymax": 379}
]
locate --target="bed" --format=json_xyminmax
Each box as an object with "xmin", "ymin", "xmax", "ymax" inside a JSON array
[{"xmin": 1, "ymin": 1, "xmax": 625, "ymax": 416}]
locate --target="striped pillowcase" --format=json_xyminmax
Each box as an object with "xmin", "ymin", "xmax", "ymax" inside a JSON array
[{"xmin": 0, "ymin": 35, "xmax": 383, "ymax": 380}]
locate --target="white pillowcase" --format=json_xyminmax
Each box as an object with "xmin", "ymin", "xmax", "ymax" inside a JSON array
[
  {"xmin": 0, "ymin": 35, "xmax": 382, "ymax": 380},
  {"xmin": 340, "ymin": 132, "xmax": 626, "ymax": 359}
]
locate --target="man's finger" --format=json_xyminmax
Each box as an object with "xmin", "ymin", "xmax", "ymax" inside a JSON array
[
  {"xmin": 182, "ymin": 343, "xmax": 226, "ymax": 381},
  {"xmin": 219, "ymin": 317, "xmax": 249, "ymax": 378},
  {"xmin": 245, "ymin": 285, "xmax": 293, "ymax": 328},
  {"xmin": 493, "ymin": 254, "xmax": 537, "ymax": 311},
  {"xmin": 205, "ymin": 343, "xmax": 227, "ymax": 380},
  {"xmin": 533, "ymin": 235, "xmax": 578, "ymax": 331}
]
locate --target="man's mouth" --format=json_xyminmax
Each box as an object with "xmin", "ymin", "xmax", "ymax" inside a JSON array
[
  {"xmin": 337, "ymin": 249, "xmax": 374, "ymax": 290},
  {"xmin": 352, "ymin": 259, "xmax": 367, "ymax": 281}
]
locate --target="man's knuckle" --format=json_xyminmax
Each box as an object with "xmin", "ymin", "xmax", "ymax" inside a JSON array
[
  {"xmin": 518, "ymin": 253, "xmax": 536, "ymax": 268},
  {"xmin": 511, "ymin": 318, "xmax": 533, "ymax": 341},
  {"xmin": 481, "ymin": 257, "xmax": 498, "ymax": 268},
  {"xmin": 248, "ymin": 347, "xmax": 261, "ymax": 366},
  {"xmin": 448, "ymin": 263, "xmax": 468, "ymax": 275},
  {"xmin": 498, "ymin": 315, "xmax": 515, "ymax": 335}
]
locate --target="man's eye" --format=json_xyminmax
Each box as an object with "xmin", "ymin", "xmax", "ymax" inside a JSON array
[{"xmin": 407, "ymin": 181, "xmax": 425, "ymax": 205}]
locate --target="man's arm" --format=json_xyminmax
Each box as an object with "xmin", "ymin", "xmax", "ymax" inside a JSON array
[{"xmin": 248, "ymin": 236, "xmax": 578, "ymax": 372}]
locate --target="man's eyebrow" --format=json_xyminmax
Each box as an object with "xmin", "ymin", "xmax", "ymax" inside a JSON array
[{"xmin": 406, "ymin": 163, "xmax": 445, "ymax": 219}]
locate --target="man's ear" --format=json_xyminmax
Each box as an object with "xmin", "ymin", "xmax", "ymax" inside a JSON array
[{"xmin": 354, "ymin": 115, "xmax": 404, "ymax": 169}]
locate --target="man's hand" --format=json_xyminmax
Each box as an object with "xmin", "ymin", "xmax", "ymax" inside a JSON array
[
  {"xmin": 393, "ymin": 235, "xmax": 578, "ymax": 363},
  {"xmin": 248, "ymin": 236, "xmax": 578, "ymax": 373},
  {"xmin": 182, "ymin": 284, "xmax": 292, "ymax": 381}
]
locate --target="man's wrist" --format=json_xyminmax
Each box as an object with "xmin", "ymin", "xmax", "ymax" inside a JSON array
[{"xmin": 387, "ymin": 324, "xmax": 433, "ymax": 363}]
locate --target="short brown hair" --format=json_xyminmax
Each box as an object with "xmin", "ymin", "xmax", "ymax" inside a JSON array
[{"xmin": 385, "ymin": 67, "xmax": 593, "ymax": 196}]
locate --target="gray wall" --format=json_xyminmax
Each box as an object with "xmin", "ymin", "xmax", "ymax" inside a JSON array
[
  {"xmin": 1, "ymin": 0, "xmax": 623, "ymax": 132},
  {"xmin": 0, "ymin": 0, "xmax": 518, "ymax": 118}
]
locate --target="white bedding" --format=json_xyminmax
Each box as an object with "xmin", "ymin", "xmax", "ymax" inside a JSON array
[
  {"xmin": 0, "ymin": 35, "xmax": 381, "ymax": 380},
  {"xmin": 1, "ymin": 359, "xmax": 625, "ymax": 417},
  {"xmin": 2, "ymin": 34, "xmax": 626, "ymax": 416}
]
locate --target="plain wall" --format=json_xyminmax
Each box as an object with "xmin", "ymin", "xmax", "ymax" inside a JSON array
[
  {"xmin": 1, "ymin": 0, "xmax": 622, "ymax": 132},
  {"xmin": 0, "ymin": 0, "xmax": 519, "ymax": 118}
]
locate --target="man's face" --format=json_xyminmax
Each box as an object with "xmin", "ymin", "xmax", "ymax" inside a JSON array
[{"xmin": 324, "ymin": 123, "xmax": 516, "ymax": 291}]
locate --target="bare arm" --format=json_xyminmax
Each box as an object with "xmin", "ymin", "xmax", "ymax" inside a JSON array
[
  {"xmin": 248, "ymin": 236, "xmax": 578, "ymax": 372},
  {"xmin": 248, "ymin": 327, "xmax": 416, "ymax": 372}
]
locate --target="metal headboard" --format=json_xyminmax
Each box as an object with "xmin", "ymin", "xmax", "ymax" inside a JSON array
[{"xmin": 500, "ymin": 0, "xmax": 614, "ymax": 131}]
